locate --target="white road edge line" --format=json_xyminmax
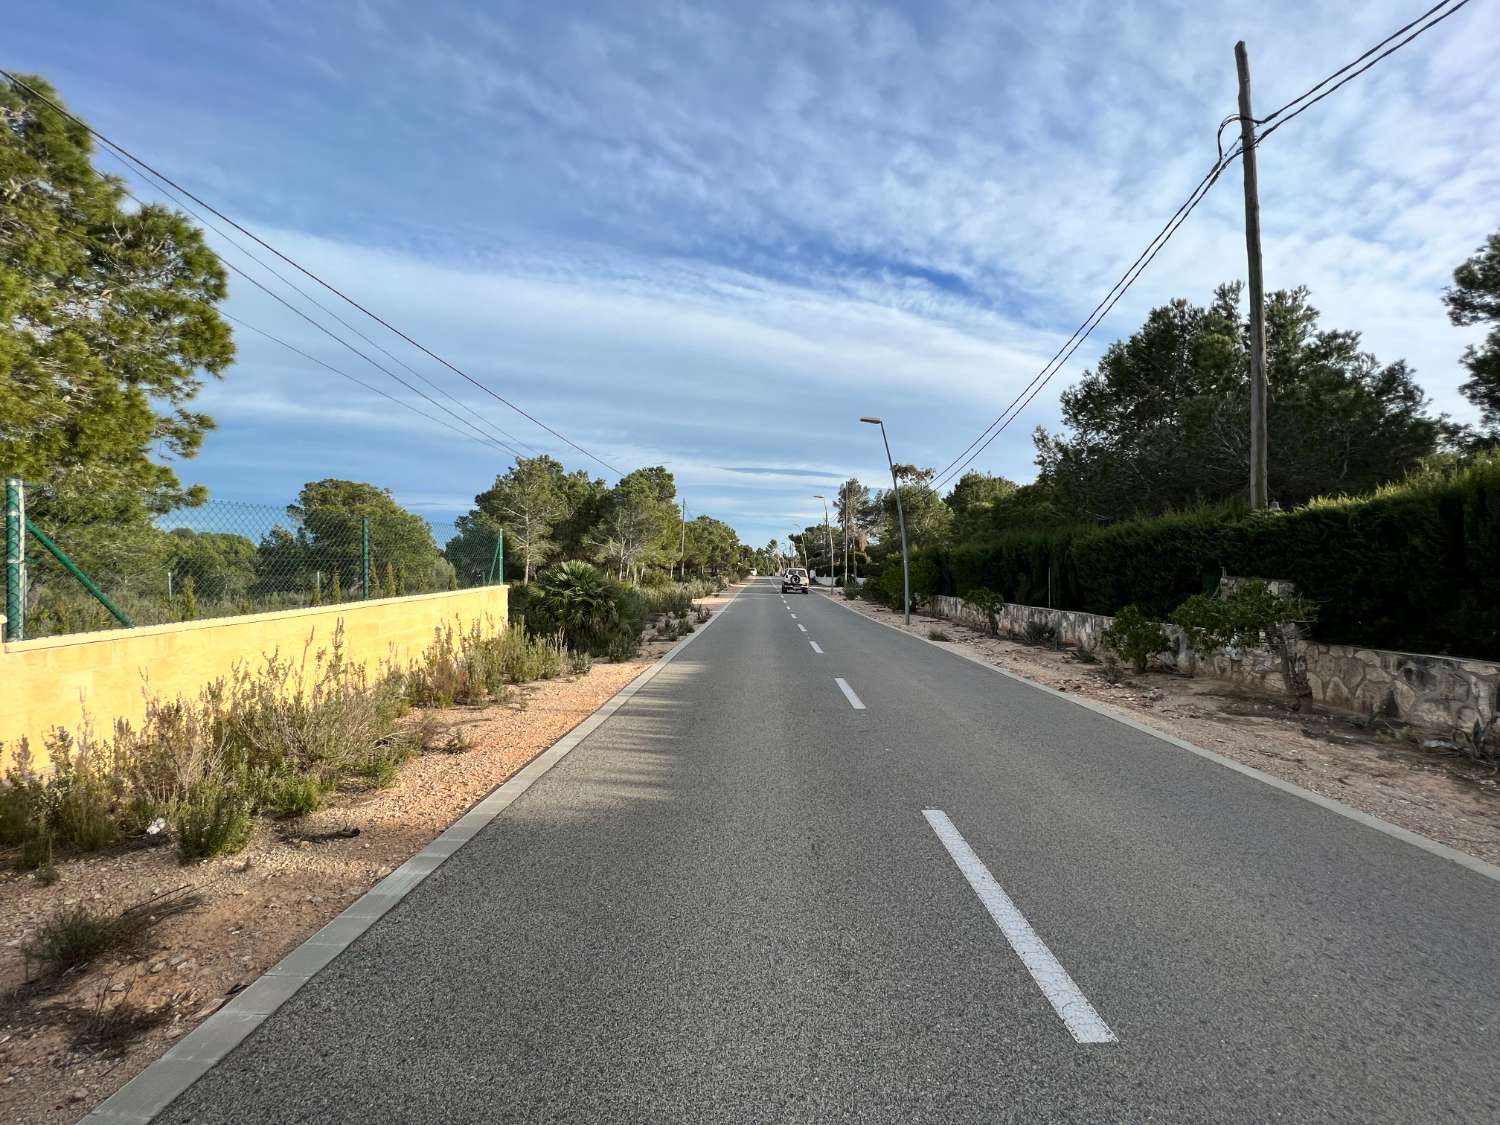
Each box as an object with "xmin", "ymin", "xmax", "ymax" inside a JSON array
[
  {"xmin": 797, "ymin": 624, "xmax": 807, "ymax": 633},
  {"xmin": 813, "ymin": 591, "xmax": 1500, "ymax": 885},
  {"xmin": 923, "ymin": 809, "xmax": 1117, "ymax": 1045},
  {"xmin": 835, "ymin": 677, "xmax": 865, "ymax": 709},
  {"xmin": 810, "ymin": 641, "xmax": 823, "ymax": 653}
]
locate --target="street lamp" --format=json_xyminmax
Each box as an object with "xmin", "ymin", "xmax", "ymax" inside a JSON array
[
  {"xmin": 860, "ymin": 416, "xmax": 910, "ymax": 625},
  {"xmin": 813, "ymin": 495, "xmax": 834, "ymax": 590}
]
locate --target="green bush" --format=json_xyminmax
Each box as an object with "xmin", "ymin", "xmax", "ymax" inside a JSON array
[
  {"xmin": 175, "ymin": 782, "xmax": 253, "ymax": 861},
  {"xmin": 533, "ymin": 561, "xmax": 620, "ymax": 651},
  {"xmin": 569, "ymin": 649, "xmax": 593, "ymax": 675},
  {"xmin": 18, "ymin": 829, "xmax": 53, "ymax": 871},
  {"xmin": 1172, "ymin": 580, "xmax": 1316, "ymax": 704},
  {"xmin": 1100, "ymin": 605, "xmax": 1172, "ymax": 673},
  {"xmin": 964, "ymin": 588, "xmax": 1005, "ymax": 635},
  {"xmin": 25, "ymin": 903, "xmax": 123, "ymax": 970},
  {"xmin": 266, "ymin": 771, "xmax": 326, "ymax": 817}
]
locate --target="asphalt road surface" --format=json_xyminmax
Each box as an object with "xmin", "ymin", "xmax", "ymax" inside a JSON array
[{"xmin": 160, "ymin": 579, "xmax": 1500, "ymax": 1123}]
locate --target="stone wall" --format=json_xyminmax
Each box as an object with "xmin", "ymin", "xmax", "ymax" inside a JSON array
[{"xmin": 926, "ymin": 594, "xmax": 1499, "ymax": 744}]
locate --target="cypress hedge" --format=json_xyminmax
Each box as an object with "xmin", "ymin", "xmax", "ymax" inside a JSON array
[{"xmin": 915, "ymin": 457, "xmax": 1500, "ymax": 660}]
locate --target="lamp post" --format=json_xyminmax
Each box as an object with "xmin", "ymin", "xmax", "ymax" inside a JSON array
[
  {"xmin": 859, "ymin": 416, "xmax": 910, "ymax": 625},
  {"xmin": 813, "ymin": 495, "xmax": 834, "ymax": 589}
]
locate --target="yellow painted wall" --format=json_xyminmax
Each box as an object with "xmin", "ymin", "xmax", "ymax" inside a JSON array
[{"xmin": 0, "ymin": 586, "xmax": 507, "ymax": 770}]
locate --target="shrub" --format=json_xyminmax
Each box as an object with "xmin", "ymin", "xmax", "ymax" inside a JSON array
[
  {"xmin": 964, "ymin": 588, "xmax": 1005, "ymax": 636},
  {"xmin": 1101, "ymin": 652, "xmax": 1125, "ymax": 684},
  {"xmin": 175, "ymin": 782, "xmax": 253, "ymax": 861},
  {"xmin": 1022, "ymin": 620, "xmax": 1056, "ymax": 645},
  {"xmin": 407, "ymin": 619, "xmax": 509, "ymax": 706},
  {"xmin": 569, "ymin": 650, "xmax": 593, "ymax": 675},
  {"xmin": 25, "ymin": 904, "xmax": 122, "ymax": 970},
  {"xmin": 533, "ymin": 561, "xmax": 620, "ymax": 652},
  {"xmin": 606, "ymin": 628, "xmax": 639, "ymax": 662},
  {"xmin": 47, "ymin": 733, "xmax": 122, "ymax": 852},
  {"xmin": 0, "ymin": 761, "xmax": 48, "ymax": 847},
  {"xmin": 1100, "ymin": 605, "xmax": 1172, "ymax": 673},
  {"xmin": 498, "ymin": 622, "xmax": 565, "ymax": 682},
  {"xmin": 1172, "ymin": 579, "xmax": 1316, "ymax": 706},
  {"xmin": 18, "ymin": 829, "xmax": 53, "ymax": 871},
  {"xmin": 266, "ymin": 771, "xmax": 325, "ymax": 818}
]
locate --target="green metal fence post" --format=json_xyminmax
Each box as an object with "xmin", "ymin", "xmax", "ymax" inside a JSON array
[
  {"xmin": 486, "ymin": 529, "xmax": 505, "ymax": 585},
  {"xmin": 361, "ymin": 516, "xmax": 371, "ymax": 599},
  {"xmin": 5, "ymin": 479, "xmax": 24, "ymax": 641}
]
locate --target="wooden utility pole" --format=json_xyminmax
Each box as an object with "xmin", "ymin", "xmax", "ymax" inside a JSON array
[{"xmin": 1236, "ymin": 40, "xmax": 1269, "ymax": 509}]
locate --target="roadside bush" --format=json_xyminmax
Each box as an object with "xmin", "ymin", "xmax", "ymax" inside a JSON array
[
  {"xmin": 1172, "ymin": 580, "xmax": 1316, "ymax": 706},
  {"xmin": 964, "ymin": 588, "xmax": 1005, "ymax": 636},
  {"xmin": 1100, "ymin": 605, "xmax": 1172, "ymax": 673},
  {"xmin": 265, "ymin": 771, "xmax": 326, "ymax": 818},
  {"xmin": 533, "ymin": 561, "xmax": 620, "ymax": 651},
  {"xmin": 25, "ymin": 903, "xmax": 122, "ymax": 970},
  {"xmin": 1022, "ymin": 620, "xmax": 1056, "ymax": 646},
  {"xmin": 569, "ymin": 650, "xmax": 593, "ymax": 675},
  {"xmin": 174, "ymin": 782, "xmax": 253, "ymax": 861}
]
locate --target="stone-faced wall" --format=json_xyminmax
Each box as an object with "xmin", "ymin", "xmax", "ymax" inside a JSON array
[{"xmin": 926, "ymin": 594, "xmax": 1499, "ymax": 745}]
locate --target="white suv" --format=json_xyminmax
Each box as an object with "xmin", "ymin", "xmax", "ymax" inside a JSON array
[{"xmin": 781, "ymin": 568, "xmax": 811, "ymax": 594}]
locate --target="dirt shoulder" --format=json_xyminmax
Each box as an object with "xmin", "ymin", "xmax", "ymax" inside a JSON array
[
  {"xmin": 833, "ymin": 593, "xmax": 1500, "ymax": 868},
  {"xmin": 0, "ymin": 585, "xmax": 739, "ymax": 1125}
]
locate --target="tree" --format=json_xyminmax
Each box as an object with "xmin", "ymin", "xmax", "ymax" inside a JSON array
[
  {"xmin": 1443, "ymin": 230, "xmax": 1500, "ymax": 433},
  {"xmin": 874, "ymin": 465, "xmax": 952, "ymax": 549},
  {"xmin": 276, "ymin": 480, "xmax": 437, "ymax": 596},
  {"xmin": 835, "ymin": 477, "xmax": 874, "ymax": 579},
  {"xmin": 0, "ymin": 75, "xmax": 234, "ymax": 522},
  {"xmin": 163, "ymin": 528, "xmax": 256, "ymax": 602},
  {"xmin": 682, "ymin": 516, "xmax": 740, "ymax": 576},
  {"xmin": 473, "ymin": 456, "xmax": 571, "ymax": 583},
  {"xmin": 1034, "ymin": 284, "xmax": 1449, "ymax": 518},
  {"xmin": 588, "ymin": 468, "xmax": 678, "ymax": 582},
  {"xmin": 944, "ymin": 472, "xmax": 1018, "ymax": 540}
]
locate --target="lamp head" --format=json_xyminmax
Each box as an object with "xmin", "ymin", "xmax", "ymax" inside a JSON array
[{"xmin": 859, "ymin": 416, "xmax": 882, "ymax": 425}]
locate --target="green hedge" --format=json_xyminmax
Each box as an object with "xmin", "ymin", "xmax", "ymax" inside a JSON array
[{"xmin": 921, "ymin": 458, "xmax": 1500, "ymax": 660}]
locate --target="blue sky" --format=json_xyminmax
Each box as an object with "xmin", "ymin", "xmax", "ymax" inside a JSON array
[{"xmin": 10, "ymin": 0, "xmax": 1499, "ymax": 546}]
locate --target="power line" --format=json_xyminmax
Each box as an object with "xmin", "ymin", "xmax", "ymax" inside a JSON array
[
  {"xmin": 221, "ymin": 313, "xmax": 527, "ymax": 453},
  {"xmin": 934, "ymin": 147, "xmax": 1241, "ymax": 492},
  {"xmin": 930, "ymin": 149, "xmax": 1240, "ymax": 488},
  {"xmin": 0, "ymin": 68, "xmax": 622, "ymax": 476},
  {"xmin": 113, "ymin": 158, "xmax": 542, "ymax": 456},
  {"xmin": 1255, "ymin": 0, "xmax": 1475, "ymax": 144},
  {"xmin": 90, "ymin": 151, "xmax": 541, "ymax": 458},
  {"xmin": 43, "ymin": 217, "xmax": 522, "ymax": 459},
  {"xmin": 932, "ymin": 0, "xmax": 1478, "ymax": 490}
]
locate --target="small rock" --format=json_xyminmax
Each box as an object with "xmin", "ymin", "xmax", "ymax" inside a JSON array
[
  {"xmin": 174, "ymin": 959, "xmax": 197, "ymax": 974},
  {"xmin": 1422, "ymin": 738, "xmax": 1460, "ymax": 751},
  {"xmin": 148, "ymin": 960, "xmax": 165, "ymax": 974},
  {"xmin": 109, "ymin": 983, "xmax": 127, "ymax": 993},
  {"xmin": 69, "ymin": 1090, "xmax": 88, "ymax": 1103}
]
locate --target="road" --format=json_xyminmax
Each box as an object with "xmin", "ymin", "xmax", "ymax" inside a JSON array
[{"xmin": 156, "ymin": 579, "xmax": 1500, "ymax": 1123}]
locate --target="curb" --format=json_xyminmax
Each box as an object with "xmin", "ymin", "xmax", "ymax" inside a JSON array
[
  {"xmin": 819, "ymin": 590, "xmax": 1500, "ymax": 885},
  {"xmin": 84, "ymin": 584, "xmax": 746, "ymax": 1124}
]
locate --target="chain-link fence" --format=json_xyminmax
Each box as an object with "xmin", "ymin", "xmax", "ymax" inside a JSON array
[{"xmin": 3, "ymin": 482, "xmax": 501, "ymax": 641}]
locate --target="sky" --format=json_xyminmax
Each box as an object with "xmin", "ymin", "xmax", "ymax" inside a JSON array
[{"xmin": 9, "ymin": 0, "xmax": 1499, "ymax": 547}]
